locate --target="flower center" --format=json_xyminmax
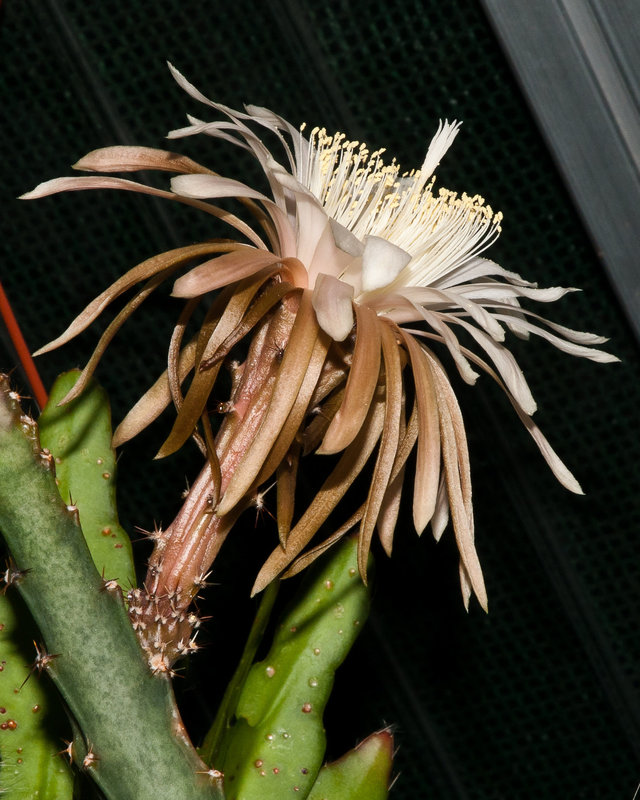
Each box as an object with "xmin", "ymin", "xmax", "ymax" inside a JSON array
[{"xmin": 301, "ymin": 124, "xmax": 504, "ymax": 285}]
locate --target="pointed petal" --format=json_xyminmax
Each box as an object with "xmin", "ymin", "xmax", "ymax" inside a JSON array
[
  {"xmin": 433, "ymin": 368, "xmax": 487, "ymax": 611},
  {"xmin": 251, "ymin": 388, "xmax": 386, "ymax": 594},
  {"xmin": 431, "ymin": 474, "xmax": 449, "ymax": 542},
  {"xmin": 358, "ymin": 321, "xmax": 404, "ymax": 577},
  {"xmin": 376, "ymin": 467, "xmax": 403, "ymax": 557},
  {"xmin": 459, "ymin": 563, "xmax": 474, "ymax": 612},
  {"xmin": 446, "ymin": 314, "xmax": 537, "ymax": 415},
  {"xmin": 34, "ymin": 242, "xmax": 237, "ymax": 356},
  {"xmin": 22, "ymin": 175, "xmax": 267, "ymax": 249},
  {"xmin": 276, "ymin": 442, "xmax": 301, "ymax": 547},
  {"xmin": 457, "ymin": 282, "xmax": 578, "ymax": 304},
  {"xmin": 419, "ymin": 120, "xmax": 462, "ymax": 183},
  {"xmin": 58, "ymin": 272, "xmax": 170, "ymax": 406},
  {"xmin": 434, "ymin": 256, "xmax": 535, "ymax": 290},
  {"xmin": 280, "ymin": 518, "xmax": 362, "ymax": 579},
  {"xmin": 490, "ymin": 314, "xmax": 619, "ymax": 363},
  {"xmin": 429, "ymin": 353, "xmax": 473, "ymax": 523},
  {"xmin": 318, "ymin": 303, "xmax": 381, "ymax": 454},
  {"xmin": 482, "ymin": 302, "xmax": 611, "ymax": 345},
  {"xmin": 454, "ymin": 342, "xmax": 584, "ymax": 494},
  {"xmin": 399, "ymin": 332, "xmax": 441, "ymax": 534},
  {"xmin": 376, "ymin": 394, "xmax": 409, "ymax": 556},
  {"xmin": 414, "ymin": 305, "xmax": 480, "ymax": 385},
  {"xmin": 113, "ymin": 338, "xmax": 197, "ymax": 447},
  {"xmin": 73, "ymin": 145, "xmax": 212, "ymax": 175}
]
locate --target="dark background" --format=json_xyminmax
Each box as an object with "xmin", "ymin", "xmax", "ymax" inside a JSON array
[{"xmin": 1, "ymin": 2, "xmax": 638, "ymax": 797}]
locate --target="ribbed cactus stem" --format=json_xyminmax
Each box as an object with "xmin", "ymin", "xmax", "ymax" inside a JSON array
[{"xmin": 0, "ymin": 376, "xmax": 224, "ymax": 800}]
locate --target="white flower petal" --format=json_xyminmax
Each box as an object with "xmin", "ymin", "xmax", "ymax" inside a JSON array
[
  {"xmin": 518, "ymin": 411, "xmax": 583, "ymax": 494},
  {"xmin": 400, "ymin": 285, "xmax": 506, "ymax": 341},
  {"xmin": 484, "ymin": 303, "xmax": 610, "ymax": 345},
  {"xmin": 170, "ymin": 173, "xmax": 264, "ymax": 201},
  {"xmin": 458, "ymin": 283, "xmax": 578, "ymax": 303},
  {"xmin": 490, "ymin": 314, "xmax": 619, "ymax": 362},
  {"xmin": 330, "ymin": 218, "xmax": 364, "ymax": 258},
  {"xmin": 170, "ymin": 174, "xmax": 297, "ymax": 259},
  {"xmin": 244, "ymin": 104, "xmax": 308, "ymax": 176},
  {"xmin": 419, "ymin": 120, "xmax": 462, "ymax": 184},
  {"xmin": 409, "ymin": 303, "xmax": 480, "ymax": 385},
  {"xmin": 311, "ymin": 274, "xmax": 355, "ymax": 341},
  {"xmin": 361, "ymin": 235, "xmax": 412, "ymax": 292},
  {"xmin": 308, "ymin": 221, "xmax": 356, "ymax": 284},
  {"xmin": 439, "ymin": 313, "xmax": 537, "ymax": 414},
  {"xmin": 434, "ymin": 257, "xmax": 535, "ymax": 289},
  {"xmin": 265, "ymin": 157, "xmax": 335, "ymax": 271}
]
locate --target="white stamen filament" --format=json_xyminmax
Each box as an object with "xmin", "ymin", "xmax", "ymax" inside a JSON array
[{"xmin": 299, "ymin": 124, "xmax": 503, "ymax": 294}]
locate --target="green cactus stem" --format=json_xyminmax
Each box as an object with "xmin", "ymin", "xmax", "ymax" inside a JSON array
[
  {"xmin": 0, "ymin": 376, "xmax": 224, "ymax": 800},
  {"xmin": 201, "ymin": 580, "xmax": 281, "ymax": 766},
  {"xmin": 217, "ymin": 534, "xmax": 371, "ymax": 800},
  {"xmin": 0, "ymin": 369, "xmax": 136, "ymax": 798},
  {"xmin": 0, "ymin": 589, "xmax": 74, "ymax": 799},
  {"xmin": 38, "ymin": 370, "xmax": 135, "ymax": 590},
  {"xmin": 306, "ymin": 730, "xmax": 394, "ymax": 800}
]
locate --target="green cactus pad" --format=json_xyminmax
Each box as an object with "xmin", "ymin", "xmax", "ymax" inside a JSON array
[
  {"xmin": 38, "ymin": 371, "xmax": 135, "ymax": 590},
  {"xmin": 307, "ymin": 730, "xmax": 394, "ymax": 800},
  {"xmin": 220, "ymin": 535, "xmax": 371, "ymax": 800},
  {"xmin": 0, "ymin": 591, "xmax": 74, "ymax": 799}
]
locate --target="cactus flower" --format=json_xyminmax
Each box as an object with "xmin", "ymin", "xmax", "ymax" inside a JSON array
[{"xmin": 22, "ymin": 64, "xmax": 616, "ymax": 621}]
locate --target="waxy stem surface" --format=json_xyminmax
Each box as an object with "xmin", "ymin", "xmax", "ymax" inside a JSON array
[{"xmin": 0, "ymin": 377, "xmax": 224, "ymax": 800}]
